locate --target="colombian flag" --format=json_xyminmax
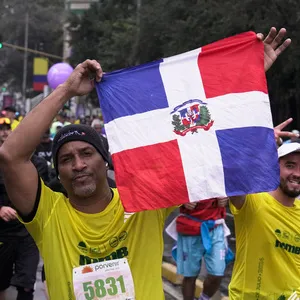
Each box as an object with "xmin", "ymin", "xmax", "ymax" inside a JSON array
[{"xmin": 33, "ymin": 58, "xmax": 48, "ymax": 91}]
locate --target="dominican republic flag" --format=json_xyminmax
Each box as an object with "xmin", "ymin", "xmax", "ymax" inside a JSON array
[{"xmin": 96, "ymin": 32, "xmax": 279, "ymax": 212}]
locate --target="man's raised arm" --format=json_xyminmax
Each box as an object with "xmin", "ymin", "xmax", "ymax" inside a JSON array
[{"xmin": 0, "ymin": 60, "xmax": 103, "ymax": 216}]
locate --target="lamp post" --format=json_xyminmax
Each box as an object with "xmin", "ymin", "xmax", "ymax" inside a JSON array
[{"xmin": 22, "ymin": 12, "xmax": 29, "ymax": 105}]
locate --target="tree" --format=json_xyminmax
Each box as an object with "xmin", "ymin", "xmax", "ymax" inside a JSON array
[
  {"xmin": 68, "ymin": 0, "xmax": 300, "ymax": 128},
  {"xmin": 0, "ymin": 0, "xmax": 64, "ymax": 97},
  {"xmin": 68, "ymin": 0, "xmax": 137, "ymax": 71},
  {"xmin": 68, "ymin": 0, "xmax": 138, "ymax": 105}
]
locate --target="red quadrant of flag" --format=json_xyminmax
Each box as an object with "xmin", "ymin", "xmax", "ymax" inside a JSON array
[
  {"xmin": 112, "ymin": 140, "xmax": 189, "ymax": 211},
  {"xmin": 198, "ymin": 31, "xmax": 267, "ymax": 98}
]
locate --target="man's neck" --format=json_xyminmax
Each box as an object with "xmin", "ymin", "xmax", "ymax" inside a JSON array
[
  {"xmin": 269, "ymin": 189, "xmax": 295, "ymax": 207},
  {"xmin": 70, "ymin": 187, "xmax": 113, "ymax": 214}
]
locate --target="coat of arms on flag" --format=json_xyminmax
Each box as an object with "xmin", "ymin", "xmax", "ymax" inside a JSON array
[
  {"xmin": 171, "ymin": 99, "xmax": 214, "ymax": 136},
  {"xmin": 96, "ymin": 31, "xmax": 279, "ymax": 212}
]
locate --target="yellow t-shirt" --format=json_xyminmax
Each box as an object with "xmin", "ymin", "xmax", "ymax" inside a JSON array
[
  {"xmin": 229, "ymin": 193, "xmax": 300, "ymax": 299},
  {"xmin": 22, "ymin": 180, "xmax": 173, "ymax": 300},
  {"xmin": 11, "ymin": 119, "xmax": 19, "ymax": 130}
]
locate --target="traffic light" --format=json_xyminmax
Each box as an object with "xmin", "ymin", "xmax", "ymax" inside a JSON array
[{"xmin": 0, "ymin": 34, "xmax": 2, "ymax": 49}]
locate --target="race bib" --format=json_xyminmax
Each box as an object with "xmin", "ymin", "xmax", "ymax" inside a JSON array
[{"xmin": 73, "ymin": 258, "xmax": 135, "ymax": 300}]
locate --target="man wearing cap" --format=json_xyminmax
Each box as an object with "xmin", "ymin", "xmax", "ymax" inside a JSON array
[
  {"xmin": 229, "ymin": 120, "xmax": 300, "ymax": 299},
  {"xmin": 0, "ymin": 27, "xmax": 291, "ymax": 299},
  {"xmin": 3, "ymin": 107, "xmax": 19, "ymax": 131}
]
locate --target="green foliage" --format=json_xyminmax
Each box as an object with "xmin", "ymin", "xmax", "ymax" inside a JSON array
[
  {"xmin": 0, "ymin": 0, "xmax": 64, "ymax": 94},
  {"xmin": 68, "ymin": 0, "xmax": 137, "ymax": 71},
  {"xmin": 1, "ymin": 0, "xmax": 299, "ymax": 128},
  {"xmin": 69, "ymin": 0, "xmax": 300, "ymax": 127}
]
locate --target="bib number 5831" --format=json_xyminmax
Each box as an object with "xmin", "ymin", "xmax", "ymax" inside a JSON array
[{"xmin": 83, "ymin": 275, "xmax": 126, "ymax": 299}]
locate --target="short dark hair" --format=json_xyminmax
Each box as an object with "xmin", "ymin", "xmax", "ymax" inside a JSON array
[
  {"xmin": 4, "ymin": 106, "xmax": 16, "ymax": 113},
  {"xmin": 0, "ymin": 123, "xmax": 11, "ymax": 130}
]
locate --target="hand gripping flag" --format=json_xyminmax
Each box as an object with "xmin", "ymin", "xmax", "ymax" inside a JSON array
[{"xmin": 96, "ymin": 32, "xmax": 279, "ymax": 212}]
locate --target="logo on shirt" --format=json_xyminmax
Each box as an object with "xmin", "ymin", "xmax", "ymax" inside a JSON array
[
  {"xmin": 282, "ymin": 231, "xmax": 291, "ymax": 240},
  {"xmin": 37, "ymin": 151, "xmax": 52, "ymax": 158},
  {"xmin": 110, "ymin": 237, "xmax": 119, "ymax": 248},
  {"xmin": 78, "ymin": 241, "xmax": 107, "ymax": 255},
  {"xmin": 294, "ymin": 234, "xmax": 300, "ymax": 243},
  {"xmin": 255, "ymin": 257, "xmax": 264, "ymax": 298},
  {"xmin": 275, "ymin": 229, "xmax": 294, "ymax": 241},
  {"xmin": 81, "ymin": 266, "xmax": 93, "ymax": 274},
  {"xmin": 77, "ymin": 241, "xmax": 88, "ymax": 253},
  {"xmin": 109, "ymin": 231, "xmax": 128, "ymax": 248},
  {"xmin": 79, "ymin": 247, "xmax": 129, "ymax": 266},
  {"xmin": 275, "ymin": 239, "xmax": 300, "ymax": 255},
  {"xmin": 275, "ymin": 229, "xmax": 281, "ymax": 237},
  {"xmin": 90, "ymin": 247, "xmax": 101, "ymax": 254},
  {"xmin": 119, "ymin": 231, "xmax": 128, "ymax": 241},
  {"xmin": 171, "ymin": 99, "xmax": 214, "ymax": 136}
]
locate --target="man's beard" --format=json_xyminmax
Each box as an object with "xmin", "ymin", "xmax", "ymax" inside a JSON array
[
  {"xmin": 279, "ymin": 177, "xmax": 300, "ymax": 198},
  {"xmin": 72, "ymin": 181, "xmax": 97, "ymax": 198}
]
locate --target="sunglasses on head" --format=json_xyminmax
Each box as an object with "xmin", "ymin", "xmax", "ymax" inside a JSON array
[{"xmin": 0, "ymin": 118, "xmax": 11, "ymax": 125}]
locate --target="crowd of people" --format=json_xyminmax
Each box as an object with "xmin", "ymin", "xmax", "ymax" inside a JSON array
[
  {"xmin": 0, "ymin": 26, "xmax": 299, "ymax": 300},
  {"xmin": 0, "ymin": 110, "xmax": 114, "ymax": 300}
]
